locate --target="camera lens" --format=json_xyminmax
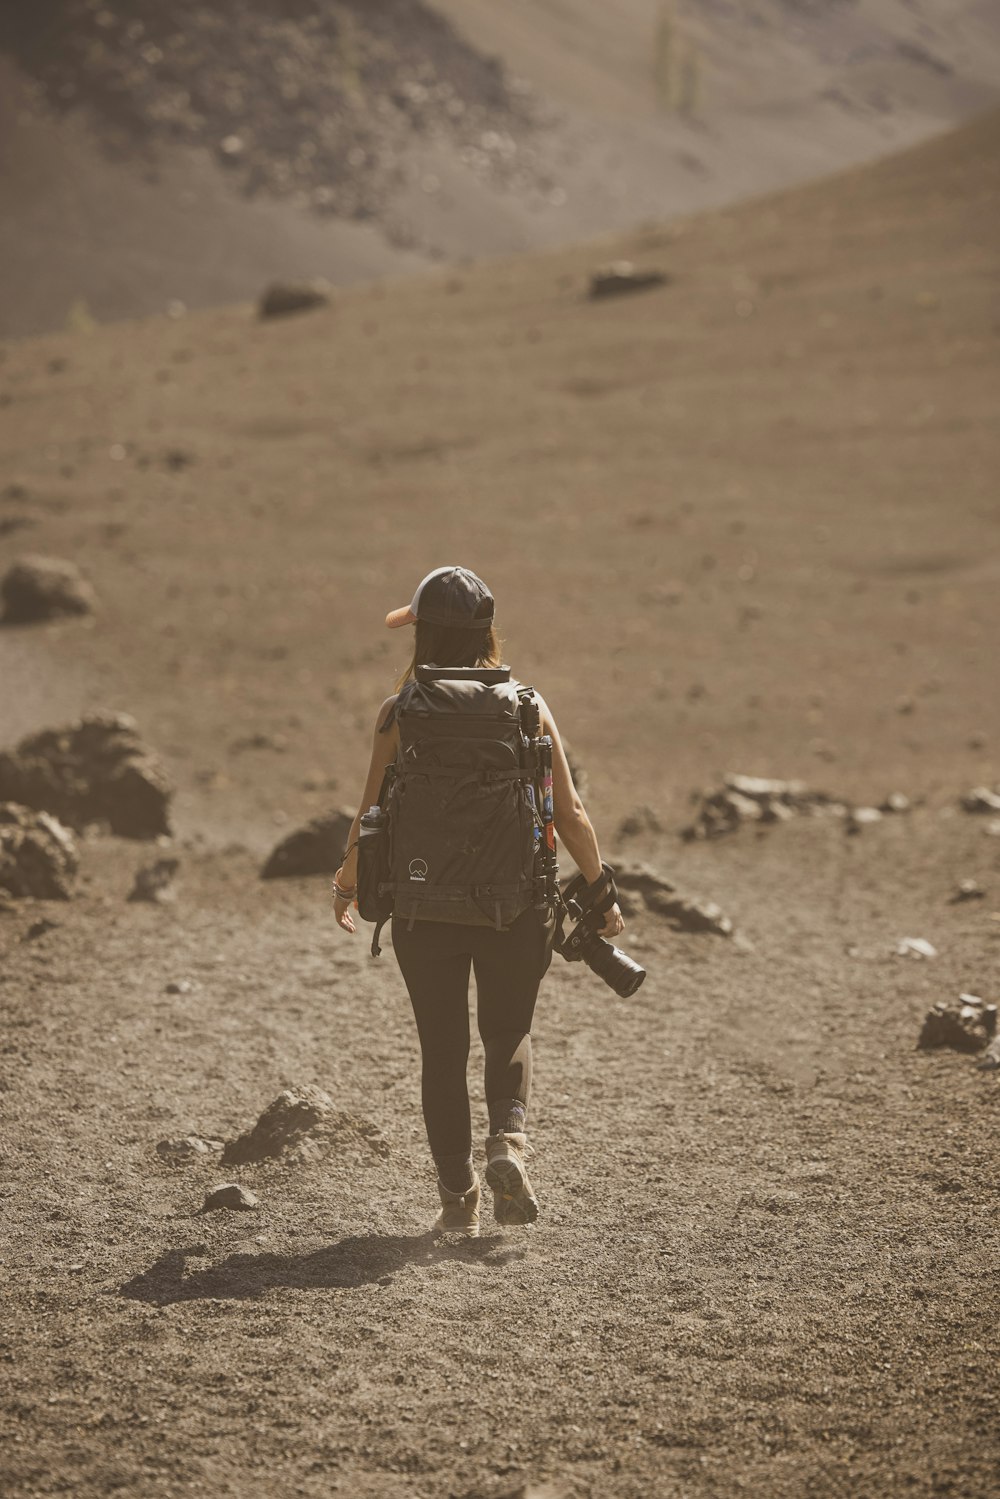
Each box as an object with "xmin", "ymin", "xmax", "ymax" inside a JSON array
[{"xmin": 584, "ymin": 933, "xmax": 646, "ymax": 998}]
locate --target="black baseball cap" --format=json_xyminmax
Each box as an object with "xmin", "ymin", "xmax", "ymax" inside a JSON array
[{"xmin": 386, "ymin": 566, "xmax": 495, "ymax": 631}]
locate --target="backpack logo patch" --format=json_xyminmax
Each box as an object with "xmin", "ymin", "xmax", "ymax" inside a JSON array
[{"xmin": 408, "ymin": 858, "xmax": 428, "ymax": 882}]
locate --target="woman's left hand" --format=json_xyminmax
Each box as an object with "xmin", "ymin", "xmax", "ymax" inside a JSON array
[{"xmin": 332, "ymin": 871, "xmax": 357, "ymax": 934}]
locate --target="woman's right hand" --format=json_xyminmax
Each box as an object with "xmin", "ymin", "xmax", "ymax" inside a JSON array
[{"xmin": 598, "ymin": 902, "xmax": 625, "ymax": 940}]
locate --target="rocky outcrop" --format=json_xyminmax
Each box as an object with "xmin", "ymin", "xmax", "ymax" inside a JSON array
[
  {"xmin": 261, "ymin": 809, "xmax": 353, "ymax": 879},
  {"xmin": 0, "ymin": 803, "xmax": 78, "ymax": 900},
  {"xmin": 614, "ymin": 862, "xmax": 733, "ymax": 937},
  {"xmin": 0, "ymin": 714, "xmax": 172, "ymax": 838},
  {"xmin": 1, "ymin": 555, "xmax": 97, "ymax": 623}
]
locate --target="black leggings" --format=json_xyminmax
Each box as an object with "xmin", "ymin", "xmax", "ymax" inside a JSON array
[{"xmin": 392, "ymin": 907, "xmax": 553, "ymax": 1157}]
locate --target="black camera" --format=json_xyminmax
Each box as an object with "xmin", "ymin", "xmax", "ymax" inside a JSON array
[{"xmin": 556, "ymin": 864, "xmax": 646, "ymax": 998}]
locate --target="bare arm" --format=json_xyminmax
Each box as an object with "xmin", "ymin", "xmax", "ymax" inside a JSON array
[
  {"xmin": 332, "ymin": 695, "xmax": 399, "ymax": 934},
  {"xmin": 536, "ymin": 694, "xmax": 624, "ymax": 938}
]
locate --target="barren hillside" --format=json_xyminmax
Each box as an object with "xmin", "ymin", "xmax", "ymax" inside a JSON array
[{"xmin": 1, "ymin": 0, "xmax": 999, "ymax": 334}]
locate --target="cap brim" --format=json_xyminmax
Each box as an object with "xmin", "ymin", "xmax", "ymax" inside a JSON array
[{"xmin": 385, "ymin": 605, "xmax": 417, "ymax": 629}]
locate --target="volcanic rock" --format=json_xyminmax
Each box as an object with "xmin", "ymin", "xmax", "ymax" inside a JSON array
[
  {"xmin": 976, "ymin": 1033, "xmax": 1000, "ymax": 1071},
  {"xmin": 157, "ymin": 1136, "xmax": 223, "ymax": 1164},
  {"xmin": 258, "ymin": 280, "xmax": 331, "ymax": 319},
  {"xmin": 202, "ymin": 1183, "xmax": 259, "ymax": 1211},
  {"xmin": 589, "ymin": 261, "xmax": 670, "ymax": 299},
  {"xmin": 961, "ymin": 785, "xmax": 1000, "ymax": 813},
  {"xmin": 0, "ymin": 804, "xmax": 78, "ymax": 900},
  {"xmin": 0, "ymin": 714, "xmax": 172, "ymax": 838},
  {"xmin": 1, "ymin": 555, "xmax": 97, "ymax": 623},
  {"xmin": 683, "ymin": 773, "xmax": 846, "ymax": 840},
  {"xmin": 918, "ymin": 994, "xmax": 997, "ymax": 1052},
  {"xmin": 222, "ymin": 1085, "xmax": 389, "ymax": 1166},
  {"xmin": 617, "ymin": 804, "xmax": 664, "ymax": 839},
  {"xmin": 128, "ymin": 857, "xmax": 179, "ymax": 904},
  {"xmin": 261, "ymin": 809, "xmax": 354, "ymax": 879},
  {"xmin": 614, "ymin": 862, "xmax": 733, "ymax": 937}
]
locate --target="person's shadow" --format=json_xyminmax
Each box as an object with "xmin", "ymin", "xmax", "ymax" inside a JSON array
[{"xmin": 120, "ymin": 1232, "xmax": 527, "ymax": 1306}]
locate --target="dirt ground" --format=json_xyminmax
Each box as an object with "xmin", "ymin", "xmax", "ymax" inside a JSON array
[{"xmin": 1, "ymin": 113, "xmax": 999, "ymax": 1497}]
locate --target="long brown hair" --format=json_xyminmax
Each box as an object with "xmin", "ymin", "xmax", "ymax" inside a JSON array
[{"xmin": 395, "ymin": 619, "xmax": 503, "ymax": 691}]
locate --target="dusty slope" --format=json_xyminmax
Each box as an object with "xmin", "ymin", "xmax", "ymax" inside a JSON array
[
  {"xmin": 0, "ymin": 118, "xmax": 999, "ymax": 1499},
  {"xmin": 2, "ymin": 0, "xmax": 1000, "ymax": 334}
]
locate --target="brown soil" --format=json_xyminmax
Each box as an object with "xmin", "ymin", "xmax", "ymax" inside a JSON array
[{"xmin": 1, "ymin": 115, "xmax": 999, "ymax": 1497}]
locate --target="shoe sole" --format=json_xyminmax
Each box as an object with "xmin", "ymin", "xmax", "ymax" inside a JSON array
[{"xmin": 485, "ymin": 1155, "xmax": 539, "ymax": 1226}]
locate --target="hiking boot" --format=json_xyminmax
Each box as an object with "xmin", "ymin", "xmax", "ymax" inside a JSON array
[
  {"xmin": 484, "ymin": 1131, "xmax": 539, "ymax": 1226},
  {"xmin": 432, "ymin": 1174, "xmax": 481, "ymax": 1238}
]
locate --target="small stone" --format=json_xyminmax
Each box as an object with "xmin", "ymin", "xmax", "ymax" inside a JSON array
[
  {"xmin": 949, "ymin": 879, "xmax": 984, "ymax": 904},
  {"xmin": 880, "ymin": 792, "xmax": 911, "ymax": 814},
  {"xmin": 987, "ymin": 820, "xmax": 1000, "ymax": 839},
  {"xmin": 157, "ymin": 1136, "xmax": 222, "ymax": 1163},
  {"xmin": 202, "ymin": 1183, "xmax": 258, "ymax": 1211},
  {"xmin": 896, "ymin": 937, "xmax": 938, "ymax": 960},
  {"xmin": 589, "ymin": 261, "xmax": 670, "ymax": 299},
  {"xmin": 128, "ymin": 857, "xmax": 179, "ymax": 903},
  {"xmin": 258, "ymin": 280, "xmax": 331, "ymax": 320},
  {"xmin": 961, "ymin": 786, "xmax": 1000, "ymax": 814},
  {"xmin": 1, "ymin": 555, "xmax": 97, "ymax": 624},
  {"xmin": 164, "ymin": 978, "xmax": 195, "ymax": 994},
  {"xmin": 847, "ymin": 806, "xmax": 882, "ymax": 834},
  {"xmin": 23, "ymin": 917, "xmax": 59, "ymax": 940}
]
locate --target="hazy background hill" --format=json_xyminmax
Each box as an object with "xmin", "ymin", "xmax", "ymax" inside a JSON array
[{"xmin": 1, "ymin": 0, "xmax": 998, "ymax": 336}]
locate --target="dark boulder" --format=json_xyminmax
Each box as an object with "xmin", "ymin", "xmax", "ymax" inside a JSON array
[
  {"xmin": 0, "ymin": 713, "xmax": 172, "ymax": 838},
  {"xmin": 918, "ymin": 994, "xmax": 997, "ymax": 1053},
  {"xmin": 589, "ymin": 261, "xmax": 670, "ymax": 299},
  {"xmin": 261, "ymin": 809, "xmax": 353, "ymax": 879},
  {"xmin": 1, "ymin": 554, "xmax": 97, "ymax": 623},
  {"xmin": 0, "ymin": 803, "xmax": 78, "ymax": 899},
  {"xmin": 258, "ymin": 280, "xmax": 331, "ymax": 319}
]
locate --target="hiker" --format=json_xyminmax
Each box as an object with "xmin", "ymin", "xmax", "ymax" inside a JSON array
[{"xmin": 332, "ymin": 565, "xmax": 624, "ymax": 1238}]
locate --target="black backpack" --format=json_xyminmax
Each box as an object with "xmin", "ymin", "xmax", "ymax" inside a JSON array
[{"xmin": 359, "ymin": 665, "xmax": 540, "ymax": 948}]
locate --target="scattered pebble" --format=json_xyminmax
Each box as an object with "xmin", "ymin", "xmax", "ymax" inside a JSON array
[
  {"xmin": 202, "ymin": 1183, "xmax": 259, "ymax": 1211},
  {"xmin": 949, "ymin": 879, "xmax": 984, "ymax": 904},
  {"xmin": 961, "ymin": 786, "xmax": 1000, "ymax": 813},
  {"xmin": 157, "ymin": 1136, "xmax": 223, "ymax": 1164},
  {"xmin": 589, "ymin": 261, "xmax": 670, "ymax": 299},
  {"xmin": 128, "ymin": 857, "xmax": 179, "ymax": 904},
  {"xmin": 896, "ymin": 937, "xmax": 938, "ymax": 960},
  {"xmin": 258, "ymin": 280, "xmax": 331, "ymax": 320}
]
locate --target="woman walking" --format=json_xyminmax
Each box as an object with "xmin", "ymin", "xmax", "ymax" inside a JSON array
[{"xmin": 332, "ymin": 565, "xmax": 623, "ymax": 1237}]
